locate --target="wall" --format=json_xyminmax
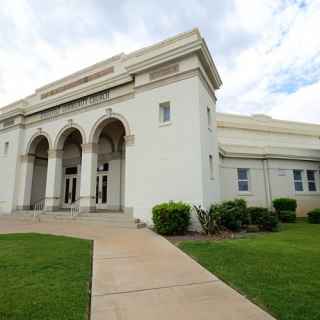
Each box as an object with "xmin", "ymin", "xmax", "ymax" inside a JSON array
[
  {"xmin": 198, "ymin": 77, "xmax": 221, "ymax": 208},
  {"xmin": 220, "ymin": 157, "xmax": 320, "ymax": 216},
  {"xmin": 0, "ymin": 126, "xmax": 23, "ymax": 213},
  {"xmin": 125, "ymin": 76, "xmax": 204, "ymax": 223}
]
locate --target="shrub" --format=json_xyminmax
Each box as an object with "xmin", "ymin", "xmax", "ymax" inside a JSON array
[
  {"xmin": 152, "ymin": 201, "xmax": 191, "ymax": 235},
  {"xmin": 279, "ymin": 210, "xmax": 296, "ymax": 223},
  {"xmin": 247, "ymin": 207, "xmax": 269, "ymax": 225},
  {"xmin": 261, "ymin": 213, "xmax": 279, "ymax": 232},
  {"xmin": 210, "ymin": 199, "xmax": 248, "ymax": 231},
  {"xmin": 193, "ymin": 205, "xmax": 222, "ymax": 235},
  {"xmin": 247, "ymin": 206, "xmax": 279, "ymax": 232},
  {"xmin": 273, "ymin": 198, "xmax": 297, "ymax": 214},
  {"xmin": 307, "ymin": 209, "xmax": 320, "ymax": 224}
]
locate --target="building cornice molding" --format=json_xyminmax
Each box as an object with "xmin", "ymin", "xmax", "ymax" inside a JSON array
[
  {"xmin": 217, "ymin": 112, "xmax": 320, "ymax": 137},
  {"xmin": 219, "ymin": 144, "xmax": 320, "ymax": 162}
]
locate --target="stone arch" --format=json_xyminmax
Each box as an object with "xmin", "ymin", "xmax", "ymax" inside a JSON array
[
  {"xmin": 26, "ymin": 131, "xmax": 52, "ymax": 154},
  {"xmin": 54, "ymin": 123, "xmax": 86, "ymax": 150},
  {"xmin": 89, "ymin": 112, "xmax": 131, "ymax": 144}
]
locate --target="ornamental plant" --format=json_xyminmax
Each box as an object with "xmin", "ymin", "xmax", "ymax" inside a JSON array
[{"xmin": 152, "ymin": 201, "xmax": 191, "ymax": 235}]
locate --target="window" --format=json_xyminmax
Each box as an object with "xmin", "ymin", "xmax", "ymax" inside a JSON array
[
  {"xmin": 207, "ymin": 107, "xmax": 212, "ymax": 128},
  {"xmin": 159, "ymin": 102, "xmax": 171, "ymax": 124},
  {"xmin": 237, "ymin": 168, "xmax": 249, "ymax": 192},
  {"xmin": 97, "ymin": 163, "xmax": 109, "ymax": 172},
  {"xmin": 65, "ymin": 167, "xmax": 78, "ymax": 175},
  {"xmin": 293, "ymin": 169, "xmax": 303, "ymax": 191},
  {"xmin": 4, "ymin": 142, "xmax": 9, "ymax": 155},
  {"xmin": 307, "ymin": 170, "xmax": 317, "ymax": 191},
  {"xmin": 209, "ymin": 155, "xmax": 214, "ymax": 179}
]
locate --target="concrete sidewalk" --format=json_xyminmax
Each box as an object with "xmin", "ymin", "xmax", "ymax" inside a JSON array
[{"xmin": 0, "ymin": 218, "xmax": 275, "ymax": 320}]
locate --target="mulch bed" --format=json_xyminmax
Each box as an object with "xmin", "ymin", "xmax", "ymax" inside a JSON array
[{"xmin": 165, "ymin": 230, "xmax": 241, "ymax": 245}]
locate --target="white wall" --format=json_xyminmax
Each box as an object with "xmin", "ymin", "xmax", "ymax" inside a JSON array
[
  {"xmin": 198, "ymin": 78, "xmax": 221, "ymax": 208},
  {"xmin": 0, "ymin": 127, "xmax": 23, "ymax": 213},
  {"xmin": 220, "ymin": 157, "xmax": 320, "ymax": 216},
  {"xmin": 125, "ymin": 76, "xmax": 204, "ymax": 223}
]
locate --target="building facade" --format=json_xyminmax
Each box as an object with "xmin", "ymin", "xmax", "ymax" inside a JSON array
[{"xmin": 0, "ymin": 29, "xmax": 319, "ymax": 223}]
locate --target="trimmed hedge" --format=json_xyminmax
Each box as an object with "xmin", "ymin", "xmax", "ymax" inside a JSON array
[
  {"xmin": 279, "ymin": 210, "xmax": 296, "ymax": 223},
  {"xmin": 247, "ymin": 206, "xmax": 279, "ymax": 232},
  {"xmin": 152, "ymin": 201, "xmax": 191, "ymax": 235},
  {"xmin": 307, "ymin": 209, "xmax": 320, "ymax": 224},
  {"xmin": 273, "ymin": 198, "xmax": 297, "ymax": 213},
  {"xmin": 247, "ymin": 207, "xmax": 269, "ymax": 225},
  {"xmin": 210, "ymin": 199, "xmax": 248, "ymax": 231}
]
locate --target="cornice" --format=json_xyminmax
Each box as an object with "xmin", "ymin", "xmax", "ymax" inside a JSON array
[
  {"xmin": 219, "ymin": 144, "xmax": 320, "ymax": 162},
  {"xmin": 217, "ymin": 112, "xmax": 320, "ymax": 137}
]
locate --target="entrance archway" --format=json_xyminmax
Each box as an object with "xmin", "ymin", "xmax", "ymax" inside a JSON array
[
  {"xmin": 58, "ymin": 128, "xmax": 83, "ymax": 208},
  {"xmin": 28, "ymin": 135, "xmax": 49, "ymax": 209},
  {"xmin": 93, "ymin": 118, "xmax": 126, "ymax": 211}
]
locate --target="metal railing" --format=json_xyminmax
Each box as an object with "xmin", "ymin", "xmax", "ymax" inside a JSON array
[
  {"xmin": 70, "ymin": 199, "xmax": 80, "ymax": 218},
  {"xmin": 33, "ymin": 198, "xmax": 45, "ymax": 220}
]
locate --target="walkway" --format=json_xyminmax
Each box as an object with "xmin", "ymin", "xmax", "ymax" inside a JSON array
[{"xmin": 0, "ymin": 218, "xmax": 274, "ymax": 320}]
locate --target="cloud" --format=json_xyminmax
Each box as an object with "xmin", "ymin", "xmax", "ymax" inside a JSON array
[{"xmin": 0, "ymin": 0, "xmax": 319, "ymax": 124}]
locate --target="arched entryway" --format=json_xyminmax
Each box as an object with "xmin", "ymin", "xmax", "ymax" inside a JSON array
[
  {"xmin": 56, "ymin": 127, "xmax": 83, "ymax": 208},
  {"xmin": 91, "ymin": 118, "xmax": 126, "ymax": 211},
  {"xmin": 21, "ymin": 134, "xmax": 50, "ymax": 210}
]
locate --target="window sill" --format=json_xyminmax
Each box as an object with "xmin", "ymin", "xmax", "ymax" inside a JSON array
[
  {"xmin": 159, "ymin": 121, "xmax": 172, "ymax": 128},
  {"xmin": 294, "ymin": 191, "xmax": 320, "ymax": 196},
  {"xmin": 238, "ymin": 191, "xmax": 253, "ymax": 196}
]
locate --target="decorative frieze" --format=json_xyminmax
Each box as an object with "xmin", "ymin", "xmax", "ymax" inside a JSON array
[
  {"xmin": 149, "ymin": 63, "xmax": 179, "ymax": 80},
  {"xmin": 41, "ymin": 66, "xmax": 114, "ymax": 99},
  {"xmin": 40, "ymin": 89, "xmax": 110, "ymax": 121}
]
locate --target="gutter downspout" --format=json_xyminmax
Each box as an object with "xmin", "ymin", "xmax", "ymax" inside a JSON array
[{"xmin": 263, "ymin": 159, "xmax": 273, "ymax": 210}]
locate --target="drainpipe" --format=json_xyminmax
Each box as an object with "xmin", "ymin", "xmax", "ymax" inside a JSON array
[{"xmin": 263, "ymin": 159, "xmax": 273, "ymax": 210}]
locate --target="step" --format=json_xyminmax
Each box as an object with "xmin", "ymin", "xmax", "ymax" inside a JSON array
[{"xmin": 4, "ymin": 211, "xmax": 143, "ymax": 229}]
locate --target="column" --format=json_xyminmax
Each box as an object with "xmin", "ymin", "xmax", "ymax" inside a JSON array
[
  {"xmin": 16, "ymin": 154, "xmax": 35, "ymax": 210},
  {"xmin": 79, "ymin": 143, "xmax": 98, "ymax": 213},
  {"xmin": 45, "ymin": 149, "xmax": 63, "ymax": 212}
]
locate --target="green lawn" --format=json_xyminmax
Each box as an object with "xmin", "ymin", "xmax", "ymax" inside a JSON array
[
  {"xmin": 179, "ymin": 222, "xmax": 320, "ymax": 320},
  {"xmin": 0, "ymin": 233, "xmax": 92, "ymax": 320}
]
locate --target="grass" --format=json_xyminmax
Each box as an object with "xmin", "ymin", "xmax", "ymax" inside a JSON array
[
  {"xmin": 179, "ymin": 222, "xmax": 320, "ymax": 320},
  {"xmin": 0, "ymin": 233, "xmax": 92, "ymax": 320}
]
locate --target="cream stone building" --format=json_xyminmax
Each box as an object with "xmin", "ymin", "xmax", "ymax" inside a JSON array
[{"xmin": 0, "ymin": 29, "xmax": 319, "ymax": 225}]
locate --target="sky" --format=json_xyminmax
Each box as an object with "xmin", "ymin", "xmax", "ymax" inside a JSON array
[{"xmin": 1, "ymin": 0, "xmax": 320, "ymax": 123}]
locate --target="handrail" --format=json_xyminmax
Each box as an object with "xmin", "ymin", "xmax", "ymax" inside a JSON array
[
  {"xmin": 31, "ymin": 197, "xmax": 46, "ymax": 208},
  {"xmin": 33, "ymin": 198, "xmax": 45, "ymax": 220},
  {"xmin": 69, "ymin": 198, "xmax": 80, "ymax": 218}
]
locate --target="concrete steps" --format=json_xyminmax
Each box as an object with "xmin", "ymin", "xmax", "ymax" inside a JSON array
[{"xmin": 4, "ymin": 211, "xmax": 146, "ymax": 229}]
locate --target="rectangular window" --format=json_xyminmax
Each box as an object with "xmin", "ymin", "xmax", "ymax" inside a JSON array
[
  {"xmin": 207, "ymin": 107, "xmax": 212, "ymax": 128},
  {"xmin": 65, "ymin": 167, "xmax": 78, "ymax": 175},
  {"xmin": 293, "ymin": 169, "xmax": 303, "ymax": 191},
  {"xmin": 4, "ymin": 142, "xmax": 9, "ymax": 155},
  {"xmin": 238, "ymin": 168, "xmax": 249, "ymax": 192},
  {"xmin": 209, "ymin": 155, "xmax": 214, "ymax": 179},
  {"xmin": 159, "ymin": 102, "xmax": 171, "ymax": 124},
  {"xmin": 307, "ymin": 170, "xmax": 317, "ymax": 191}
]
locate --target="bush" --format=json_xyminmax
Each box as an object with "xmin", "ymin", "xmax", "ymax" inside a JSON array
[
  {"xmin": 307, "ymin": 209, "xmax": 320, "ymax": 224},
  {"xmin": 247, "ymin": 207, "xmax": 269, "ymax": 225},
  {"xmin": 210, "ymin": 199, "xmax": 248, "ymax": 231},
  {"xmin": 273, "ymin": 198, "xmax": 297, "ymax": 213},
  {"xmin": 279, "ymin": 210, "xmax": 296, "ymax": 223},
  {"xmin": 193, "ymin": 205, "xmax": 222, "ymax": 235},
  {"xmin": 152, "ymin": 201, "xmax": 191, "ymax": 235},
  {"xmin": 247, "ymin": 206, "xmax": 279, "ymax": 232},
  {"xmin": 261, "ymin": 213, "xmax": 279, "ymax": 232}
]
